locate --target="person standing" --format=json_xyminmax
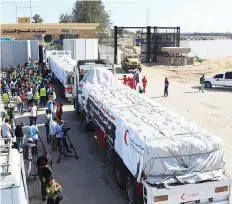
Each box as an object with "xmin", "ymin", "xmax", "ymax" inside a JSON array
[
  {"xmin": 1, "ymin": 118, "xmax": 13, "ymax": 144},
  {"xmin": 55, "ymin": 120, "xmax": 72, "ymax": 163},
  {"xmin": 46, "ymin": 178, "xmax": 62, "ymax": 204},
  {"xmin": 29, "ymin": 102, "xmax": 38, "ymax": 125},
  {"xmin": 45, "ymin": 109, "xmax": 52, "ymax": 144},
  {"xmin": 50, "ymin": 117, "xmax": 58, "ymax": 151},
  {"xmin": 20, "ymin": 90, "xmax": 25, "ymax": 112},
  {"xmin": 36, "ymin": 151, "xmax": 52, "ymax": 201},
  {"xmin": 163, "ymin": 78, "xmax": 169, "ymax": 97},
  {"xmin": 51, "ymin": 88, "xmax": 56, "ymax": 102},
  {"xmin": 16, "ymin": 93, "xmax": 23, "ymax": 114},
  {"xmin": 15, "ymin": 122, "xmax": 25, "ymax": 151},
  {"xmin": 56, "ymin": 102, "xmax": 63, "ymax": 120},
  {"xmin": 2, "ymin": 91, "xmax": 9, "ymax": 108},
  {"xmin": 33, "ymin": 89, "xmax": 40, "ymax": 109},
  {"xmin": 142, "ymin": 76, "xmax": 147, "ymax": 93},
  {"xmin": 26, "ymin": 88, "xmax": 33, "ymax": 107},
  {"xmin": 47, "ymin": 97, "xmax": 54, "ymax": 115},
  {"xmin": 28, "ymin": 120, "xmax": 39, "ymax": 145},
  {"xmin": 199, "ymin": 75, "xmax": 205, "ymax": 93},
  {"xmin": 40, "ymin": 86, "xmax": 47, "ymax": 106},
  {"xmin": 23, "ymin": 138, "xmax": 36, "ymax": 179},
  {"xmin": 10, "ymin": 80, "xmax": 16, "ymax": 97}
]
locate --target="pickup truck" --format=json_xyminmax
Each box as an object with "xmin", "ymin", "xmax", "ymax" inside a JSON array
[{"xmin": 204, "ymin": 71, "xmax": 232, "ymax": 88}]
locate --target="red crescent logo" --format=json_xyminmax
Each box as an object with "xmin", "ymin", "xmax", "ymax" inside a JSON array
[
  {"xmin": 124, "ymin": 130, "xmax": 129, "ymax": 145},
  {"xmin": 181, "ymin": 194, "xmax": 186, "ymax": 200}
]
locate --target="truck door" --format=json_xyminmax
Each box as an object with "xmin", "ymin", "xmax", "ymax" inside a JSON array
[
  {"xmin": 213, "ymin": 73, "xmax": 224, "ymax": 86},
  {"xmin": 224, "ymin": 72, "xmax": 232, "ymax": 87}
]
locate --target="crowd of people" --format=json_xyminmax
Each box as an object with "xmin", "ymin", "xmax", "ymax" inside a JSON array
[{"xmin": 1, "ymin": 64, "xmax": 63, "ymax": 204}]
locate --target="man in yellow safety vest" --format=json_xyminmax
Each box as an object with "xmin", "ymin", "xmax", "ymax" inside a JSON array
[
  {"xmin": 2, "ymin": 91, "xmax": 9, "ymax": 108},
  {"xmin": 33, "ymin": 90, "xmax": 40, "ymax": 108},
  {"xmin": 40, "ymin": 86, "xmax": 46, "ymax": 106}
]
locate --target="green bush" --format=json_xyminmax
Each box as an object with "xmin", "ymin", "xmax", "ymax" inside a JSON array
[
  {"xmin": 54, "ymin": 43, "xmax": 63, "ymax": 50},
  {"xmin": 194, "ymin": 56, "xmax": 205, "ymax": 63}
]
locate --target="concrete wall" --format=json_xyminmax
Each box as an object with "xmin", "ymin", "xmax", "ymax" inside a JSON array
[
  {"xmin": 63, "ymin": 39, "xmax": 98, "ymax": 61},
  {"xmin": 180, "ymin": 40, "xmax": 232, "ymax": 59},
  {"xmin": 0, "ymin": 40, "xmax": 39, "ymax": 70}
]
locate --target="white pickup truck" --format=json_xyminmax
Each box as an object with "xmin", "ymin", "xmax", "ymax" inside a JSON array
[{"xmin": 204, "ymin": 71, "xmax": 232, "ymax": 88}]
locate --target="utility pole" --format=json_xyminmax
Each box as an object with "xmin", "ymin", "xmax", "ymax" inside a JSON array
[{"xmin": 147, "ymin": 7, "xmax": 150, "ymax": 26}]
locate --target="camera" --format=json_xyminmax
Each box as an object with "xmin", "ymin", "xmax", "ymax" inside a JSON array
[
  {"xmin": 32, "ymin": 146, "xmax": 38, "ymax": 155},
  {"xmin": 60, "ymin": 121, "xmax": 70, "ymax": 135}
]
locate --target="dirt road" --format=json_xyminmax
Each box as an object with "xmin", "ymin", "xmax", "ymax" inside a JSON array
[{"xmin": 118, "ymin": 64, "xmax": 232, "ymax": 174}]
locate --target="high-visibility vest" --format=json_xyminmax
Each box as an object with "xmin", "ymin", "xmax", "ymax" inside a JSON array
[
  {"xmin": 40, "ymin": 88, "xmax": 46, "ymax": 96},
  {"xmin": 33, "ymin": 92, "xmax": 40, "ymax": 100},
  {"xmin": 2, "ymin": 93, "xmax": 9, "ymax": 103}
]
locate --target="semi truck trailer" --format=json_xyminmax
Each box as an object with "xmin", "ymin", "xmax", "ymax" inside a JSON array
[{"xmin": 77, "ymin": 67, "xmax": 232, "ymax": 204}]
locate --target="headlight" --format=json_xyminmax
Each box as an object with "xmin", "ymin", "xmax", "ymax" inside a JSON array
[
  {"xmin": 215, "ymin": 186, "xmax": 228, "ymax": 193},
  {"xmin": 154, "ymin": 195, "xmax": 168, "ymax": 202}
]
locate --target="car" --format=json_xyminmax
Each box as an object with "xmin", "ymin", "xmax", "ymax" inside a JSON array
[{"xmin": 204, "ymin": 71, "xmax": 232, "ymax": 88}]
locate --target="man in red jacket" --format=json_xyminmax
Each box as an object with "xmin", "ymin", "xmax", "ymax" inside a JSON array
[
  {"xmin": 142, "ymin": 76, "xmax": 147, "ymax": 93},
  {"xmin": 56, "ymin": 101, "xmax": 63, "ymax": 120}
]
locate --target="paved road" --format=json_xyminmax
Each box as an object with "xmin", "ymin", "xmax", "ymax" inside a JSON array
[{"xmin": 15, "ymin": 100, "xmax": 126, "ymax": 204}]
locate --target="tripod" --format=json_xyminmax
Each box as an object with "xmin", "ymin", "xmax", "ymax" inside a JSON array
[{"xmin": 57, "ymin": 128, "xmax": 79, "ymax": 163}]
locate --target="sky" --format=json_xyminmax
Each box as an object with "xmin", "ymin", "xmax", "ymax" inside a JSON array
[{"xmin": 0, "ymin": 0, "xmax": 232, "ymax": 32}]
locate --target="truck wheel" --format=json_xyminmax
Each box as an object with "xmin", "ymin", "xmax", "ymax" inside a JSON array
[
  {"xmin": 114, "ymin": 160, "xmax": 127, "ymax": 190},
  {"xmin": 126, "ymin": 179, "xmax": 143, "ymax": 204},
  {"xmin": 204, "ymin": 81, "xmax": 212, "ymax": 88},
  {"xmin": 124, "ymin": 65, "xmax": 129, "ymax": 73}
]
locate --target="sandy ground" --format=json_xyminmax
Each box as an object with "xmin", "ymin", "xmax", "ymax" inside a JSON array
[{"xmin": 116, "ymin": 57, "xmax": 232, "ymax": 176}]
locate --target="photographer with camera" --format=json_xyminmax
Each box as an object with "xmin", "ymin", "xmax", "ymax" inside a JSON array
[
  {"xmin": 36, "ymin": 151, "xmax": 52, "ymax": 201},
  {"xmin": 27, "ymin": 120, "xmax": 39, "ymax": 146},
  {"xmin": 23, "ymin": 138, "xmax": 36, "ymax": 179},
  {"xmin": 55, "ymin": 120, "xmax": 72, "ymax": 163}
]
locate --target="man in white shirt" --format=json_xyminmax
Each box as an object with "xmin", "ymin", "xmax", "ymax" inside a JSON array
[
  {"xmin": 29, "ymin": 101, "xmax": 38, "ymax": 125},
  {"xmin": 49, "ymin": 117, "xmax": 57, "ymax": 151},
  {"xmin": 1, "ymin": 118, "xmax": 13, "ymax": 144}
]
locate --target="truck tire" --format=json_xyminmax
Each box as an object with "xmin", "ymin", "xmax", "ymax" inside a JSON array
[
  {"xmin": 204, "ymin": 81, "xmax": 212, "ymax": 88},
  {"xmin": 114, "ymin": 158, "xmax": 127, "ymax": 190},
  {"xmin": 126, "ymin": 179, "xmax": 143, "ymax": 204},
  {"xmin": 124, "ymin": 65, "xmax": 129, "ymax": 73}
]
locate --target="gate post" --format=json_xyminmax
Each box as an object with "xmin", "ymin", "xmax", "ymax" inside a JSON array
[
  {"xmin": 147, "ymin": 26, "xmax": 151, "ymax": 63},
  {"xmin": 114, "ymin": 26, "xmax": 118, "ymax": 64}
]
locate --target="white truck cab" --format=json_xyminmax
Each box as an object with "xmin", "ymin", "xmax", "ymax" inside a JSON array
[
  {"xmin": 0, "ymin": 138, "xmax": 29, "ymax": 204},
  {"xmin": 204, "ymin": 71, "xmax": 232, "ymax": 88}
]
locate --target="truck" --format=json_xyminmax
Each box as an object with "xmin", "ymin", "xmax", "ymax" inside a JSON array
[
  {"xmin": 0, "ymin": 138, "xmax": 29, "ymax": 204},
  {"xmin": 73, "ymin": 59, "xmax": 115, "ymax": 114},
  {"xmin": 121, "ymin": 52, "xmax": 142, "ymax": 73},
  {"xmin": 78, "ymin": 67, "xmax": 232, "ymax": 204},
  {"xmin": 204, "ymin": 71, "xmax": 232, "ymax": 88}
]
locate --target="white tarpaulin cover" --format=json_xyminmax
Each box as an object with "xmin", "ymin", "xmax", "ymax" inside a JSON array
[
  {"xmin": 79, "ymin": 68, "xmax": 225, "ymax": 185},
  {"xmin": 49, "ymin": 55, "xmax": 76, "ymax": 86}
]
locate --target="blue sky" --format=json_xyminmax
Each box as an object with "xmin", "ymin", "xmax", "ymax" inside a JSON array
[{"xmin": 1, "ymin": 0, "xmax": 232, "ymax": 32}]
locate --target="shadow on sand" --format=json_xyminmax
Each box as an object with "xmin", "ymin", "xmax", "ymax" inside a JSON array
[{"xmin": 191, "ymin": 86, "xmax": 232, "ymax": 93}]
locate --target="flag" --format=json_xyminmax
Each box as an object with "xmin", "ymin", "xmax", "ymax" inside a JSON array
[
  {"xmin": 33, "ymin": 58, "xmax": 38, "ymax": 64},
  {"xmin": 28, "ymin": 56, "xmax": 33, "ymax": 68}
]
